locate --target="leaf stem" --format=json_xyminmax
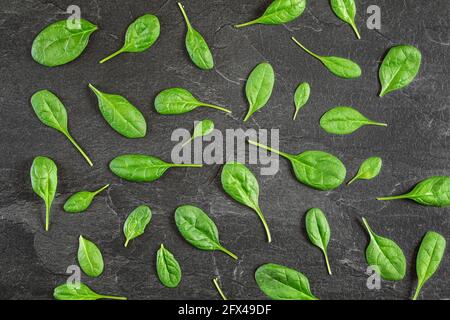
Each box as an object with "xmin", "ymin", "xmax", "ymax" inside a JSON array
[
  {"xmin": 361, "ymin": 217, "xmax": 374, "ymax": 239},
  {"xmin": 291, "ymin": 37, "xmax": 321, "ymax": 60},
  {"xmin": 64, "ymin": 132, "xmax": 94, "ymax": 167},
  {"xmin": 377, "ymin": 194, "xmax": 410, "ymax": 201},
  {"xmin": 247, "ymin": 139, "xmax": 291, "ymax": 159},
  {"xmin": 347, "ymin": 175, "xmax": 359, "ymax": 186},
  {"xmin": 369, "ymin": 121, "xmax": 388, "ymax": 127},
  {"xmin": 99, "ymin": 48, "xmax": 125, "ymax": 64},
  {"xmin": 182, "ymin": 137, "xmax": 194, "ymax": 148},
  {"xmin": 234, "ymin": 19, "xmax": 259, "ymax": 29},
  {"xmin": 323, "ymin": 250, "xmax": 332, "ymax": 275},
  {"xmin": 213, "ymin": 278, "xmax": 228, "ymax": 300},
  {"xmin": 124, "ymin": 239, "xmax": 130, "ymax": 248},
  {"xmin": 171, "ymin": 163, "xmax": 203, "ymax": 168},
  {"xmin": 177, "ymin": 2, "xmax": 192, "ymax": 29},
  {"xmin": 255, "ymin": 207, "xmax": 272, "ymax": 243},
  {"xmin": 218, "ymin": 246, "xmax": 238, "ymax": 260},
  {"xmin": 350, "ymin": 22, "xmax": 361, "ymax": 40},
  {"xmin": 293, "ymin": 108, "xmax": 300, "ymax": 121},
  {"xmin": 93, "ymin": 184, "xmax": 110, "ymax": 196},
  {"xmin": 45, "ymin": 202, "xmax": 50, "ymax": 232},
  {"xmin": 201, "ymin": 103, "xmax": 232, "ymax": 114},
  {"xmin": 100, "ymin": 295, "xmax": 128, "ymax": 300},
  {"xmin": 412, "ymin": 282, "xmax": 423, "ymax": 300}
]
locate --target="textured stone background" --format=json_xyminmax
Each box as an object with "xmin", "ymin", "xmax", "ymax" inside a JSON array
[{"xmin": 0, "ymin": 0, "xmax": 449, "ymax": 300}]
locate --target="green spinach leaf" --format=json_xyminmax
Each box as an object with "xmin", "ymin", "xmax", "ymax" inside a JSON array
[
  {"xmin": 78, "ymin": 235, "xmax": 104, "ymax": 277},
  {"xmin": 348, "ymin": 157, "xmax": 382, "ymax": 185},
  {"xmin": 110, "ymin": 154, "xmax": 202, "ymax": 182},
  {"xmin": 244, "ymin": 63, "xmax": 275, "ymax": 122},
  {"xmin": 292, "ymin": 37, "xmax": 361, "ymax": 79},
  {"xmin": 155, "ymin": 88, "xmax": 231, "ymax": 115},
  {"xmin": 178, "ymin": 3, "xmax": 214, "ymax": 70},
  {"xmin": 183, "ymin": 119, "xmax": 215, "ymax": 147},
  {"xmin": 30, "ymin": 156, "xmax": 58, "ymax": 232},
  {"xmin": 31, "ymin": 90, "xmax": 93, "ymax": 166},
  {"xmin": 255, "ymin": 263, "xmax": 318, "ymax": 300},
  {"xmin": 362, "ymin": 218, "xmax": 406, "ymax": 281},
  {"xmin": 377, "ymin": 176, "xmax": 450, "ymax": 207},
  {"xmin": 379, "ymin": 45, "xmax": 422, "ymax": 97},
  {"xmin": 235, "ymin": 0, "xmax": 306, "ymax": 28},
  {"xmin": 413, "ymin": 231, "xmax": 446, "ymax": 300},
  {"xmin": 64, "ymin": 184, "xmax": 109, "ymax": 213},
  {"xmin": 320, "ymin": 106, "xmax": 387, "ymax": 135},
  {"xmin": 213, "ymin": 278, "xmax": 228, "ymax": 300},
  {"xmin": 54, "ymin": 283, "xmax": 127, "ymax": 300},
  {"xmin": 32, "ymin": 19, "xmax": 97, "ymax": 67},
  {"xmin": 221, "ymin": 162, "xmax": 271, "ymax": 243},
  {"xmin": 157, "ymin": 244, "xmax": 182, "ymax": 288},
  {"xmin": 330, "ymin": 0, "xmax": 361, "ymax": 39},
  {"xmin": 305, "ymin": 208, "xmax": 332, "ymax": 275},
  {"xmin": 175, "ymin": 205, "xmax": 238, "ymax": 260},
  {"xmin": 248, "ymin": 140, "xmax": 346, "ymax": 191},
  {"xmin": 88, "ymin": 84, "xmax": 147, "ymax": 138},
  {"xmin": 123, "ymin": 205, "xmax": 152, "ymax": 247},
  {"xmin": 100, "ymin": 14, "xmax": 160, "ymax": 63},
  {"xmin": 293, "ymin": 82, "xmax": 310, "ymax": 120}
]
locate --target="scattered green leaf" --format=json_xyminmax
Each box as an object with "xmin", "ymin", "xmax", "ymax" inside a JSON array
[
  {"xmin": 348, "ymin": 157, "xmax": 382, "ymax": 185},
  {"xmin": 305, "ymin": 208, "xmax": 332, "ymax": 275},
  {"xmin": 330, "ymin": 0, "xmax": 361, "ymax": 39},
  {"xmin": 157, "ymin": 244, "xmax": 182, "ymax": 288},
  {"xmin": 54, "ymin": 283, "xmax": 127, "ymax": 300},
  {"xmin": 183, "ymin": 119, "xmax": 215, "ymax": 147},
  {"xmin": 293, "ymin": 82, "xmax": 310, "ymax": 120},
  {"xmin": 63, "ymin": 184, "xmax": 109, "ymax": 213},
  {"xmin": 78, "ymin": 235, "xmax": 104, "ymax": 277},
  {"xmin": 244, "ymin": 62, "xmax": 275, "ymax": 122},
  {"xmin": 123, "ymin": 205, "xmax": 152, "ymax": 247}
]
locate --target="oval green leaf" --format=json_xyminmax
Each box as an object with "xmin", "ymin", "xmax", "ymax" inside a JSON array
[
  {"xmin": 157, "ymin": 244, "xmax": 182, "ymax": 288},
  {"xmin": 305, "ymin": 208, "xmax": 331, "ymax": 275},
  {"xmin": 183, "ymin": 119, "xmax": 215, "ymax": 147},
  {"xmin": 330, "ymin": 0, "xmax": 361, "ymax": 39},
  {"xmin": 348, "ymin": 157, "xmax": 382, "ymax": 185},
  {"xmin": 54, "ymin": 283, "xmax": 127, "ymax": 300},
  {"xmin": 235, "ymin": 0, "xmax": 306, "ymax": 28},
  {"xmin": 30, "ymin": 156, "xmax": 57, "ymax": 232},
  {"xmin": 377, "ymin": 176, "xmax": 450, "ymax": 207},
  {"xmin": 255, "ymin": 263, "xmax": 318, "ymax": 300},
  {"xmin": 123, "ymin": 205, "xmax": 152, "ymax": 247},
  {"xmin": 320, "ymin": 106, "xmax": 387, "ymax": 135},
  {"xmin": 379, "ymin": 45, "xmax": 422, "ymax": 97},
  {"xmin": 221, "ymin": 162, "xmax": 271, "ymax": 243},
  {"xmin": 32, "ymin": 19, "xmax": 98, "ymax": 67},
  {"xmin": 78, "ymin": 235, "xmax": 104, "ymax": 277},
  {"xmin": 63, "ymin": 184, "xmax": 109, "ymax": 213},
  {"xmin": 155, "ymin": 88, "xmax": 231, "ymax": 115},
  {"xmin": 100, "ymin": 14, "xmax": 160, "ymax": 63},
  {"xmin": 88, "ymin": 84, "xmax": 147, "ymax": 138},
  {"xmin": 362, "ymin": 218, "xmax": 406, "ymax": 281},
  {"xmin": 244, "ymin": 63, "xmax": 275, "ymax": 122},
  {"xmin": 31, "ymin": 90, "xmax": 93, "ymax": 166},
  {"xmin": 293, "ymin": 82, "xmax": 310, "ymax": 120},
  {"xmin": 174, "ymin": 205, "xmax": 238, "ymax": 260}
]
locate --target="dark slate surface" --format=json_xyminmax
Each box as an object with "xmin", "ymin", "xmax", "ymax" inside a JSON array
[{"xmin": 0, "ymin": 0, "xmax": 449, "ymax": 300}]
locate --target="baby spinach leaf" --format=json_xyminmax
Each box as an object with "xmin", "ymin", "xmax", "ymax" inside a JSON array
[
  {"xmin": 30, "ymin": 156, "xmax": 57, "ymax": 232},
  {"xmin": 178, "ymin": 2, "xmax": 214, "ymax": 70},
  {"xmin": 32, "ymin": 19, "xmax": 98, "ymax": 67},
  {"xmin": 155, "ymin": 88, "xmax": 231, "ymax": 115},
  {"xmin": 248, "ymin": 140, "xmax": 346, "ymax": 191},
  {"xmin": 305, "ymin": 208, "xmax": 332, "ymax": 275},
  {"xmin": 379, "ymin": 45, "xmax": 422, "ymax": 97},
  {"xmin": 213, "ymin": 278, "xmax": 228, "ymax": 300},
  {"xmin": 320, "ymin": 106, "xmax": 387, "ymax": 135},
  {"xmin": 31, "ymin": 90, "xmax": 93, "ymax": 166},
  {"xmin": 100, "ymin": 14, "xmax": 160, "ymax": 63},
  {"xmin": 413, "ymin": 231, "xmax": 446, "ymax": 300},
  {"xmin": 330, "ymin": 0, "xmax": 361, "ymax": 39},
  {"xmin": 54, "ymin": 283, "xmax": 127, "ymax": 300},
  {"xmin": 78, "ymin": 235, "xmax": 104, "ymax": 277},
  {"xmin": 63, "ymin": 184, "xmax": 109, "ymax": 213},
  {"xmin": 362, "ymin": 218, "xmax": 406, "ymax": 281},
  {"xmin": 377, "ymin": 176, "xmax": 450, "ymax": 207},
  {"xmin": 175, "ymin": 205, "xmax": 238, "ymax": 260},
  {"xmin": 221, "ymin": 162, "xmax": 271, "ymax": 243},
  {"xmin": 255, "ymin": 263, "xmax": 318, "ymax": 300},
  {"xmin": 110, "ymin": 154, "xmax": 202, "ymax": 182},
  {"xmin": 235, "ymin": 0, "xmax": 306, "ymax": 28},
  {"xmin": 293, "ymin": 82, "xmax": 310, "ymax": 120},
  {"xmin": 88, "ymin": 84, "xmax": 147, "ymax": 139},
  {"xmin": 183, "ymin": 119, "xmax": 215, "ymax": 147},
  {"xmin": 123, "ymin": 205, "xmax": 152, "ymax": 247},
  {"xmin": 292, "ymin": 37, "xmax": 361, "ymax": 79},
  {"xmin": 348, "ymin": 157, "xmax": 382, "ymax": 185},
  {"xmin": 157, "ymin": 244, "xmax": 182, "ymax": 288},
  {"xmin": 244, "ymin": 63, "xmax": 275, "ymax": 122}
]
